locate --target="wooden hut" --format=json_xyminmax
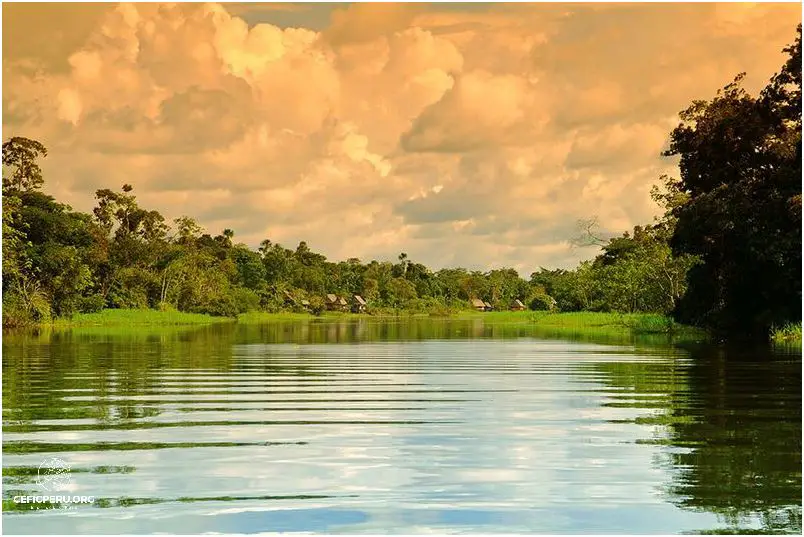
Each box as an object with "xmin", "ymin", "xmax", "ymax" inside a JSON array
[
  {"xmin": 483, "ymin": 301, "xmax": 493, "ymax": 311},
  {"xmin": 325, "ymin": 293, "xmax": 348, "ymax": 311},
  {"xmin": 352, "ymin": 295, "xmax": 367, "ymax": 313},
  {"xmin": 471, "ymin": 298, "xmax": 487, "ymax": 312},
  {"xmin": 283, "ymin": 290, "xmax": 296, "ymax": 307},
  {"xmin": 511, "ymin": 299, "xmax": 526, "ymax": 311}
]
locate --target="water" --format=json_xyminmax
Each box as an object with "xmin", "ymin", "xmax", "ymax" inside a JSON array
[{"xmin": 3, "ymin": 320, "xmax": 801, "ymax": 534}]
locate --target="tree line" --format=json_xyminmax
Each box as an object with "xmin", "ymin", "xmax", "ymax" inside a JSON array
[{"xmin": 2, "ymin": 26, "xmax": 800, "ymax": 340}]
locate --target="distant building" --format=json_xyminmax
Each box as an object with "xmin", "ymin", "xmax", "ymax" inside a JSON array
[
  {"xmin": 325, "ymin": 294, "xmax": 348, "ymax": 311},
  {"xmin": 471, "ymin": 298, "xmax": 487, "ymax": 312},
  {"xmin": 352, "ymin": 295, "xmax": 367, "ymax": 313},
  {"xmin": 283, "ymin": 290, "xmax": 296, "ymax": 307},
  {"xmin": 511, "ymin": 299, "xmax": 526, "ymax": 311},
  {"xmin": 284, "ymin": 290, "xmax": 311, "ymax": 311},
  {"xmin": 483, "ymin": 301, "xmax": 493, "ymax": 311}
]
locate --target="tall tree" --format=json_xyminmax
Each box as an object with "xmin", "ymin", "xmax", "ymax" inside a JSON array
[
  {"xmin": 665, "ymin": 26, "xmax": 802, "ymax": 337},
  {"xmin": 2, "ymin": 137, "xmax": 47, "ymax": 192}
]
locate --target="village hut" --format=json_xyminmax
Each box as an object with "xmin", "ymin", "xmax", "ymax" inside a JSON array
[
  {"xmin": 282, "ymin": 290, "xmax": 296, "ymax": 307},
  {"xmin": 352, "ymin": 295, "xmax": 367, "ymax": 313},
  {"xmin": 325, "ymin": 294, "xmax": 348, "ymax": 311},
  {"xmin": 325, "ymin": 294, "xmax": 346, "ymax": 311},
  {"xmin": 470, "ymin": 298, "xmax": 487, "ymax": 312},
  {"xmin": 511, "ymin": 299, "xmax": 526, "ymax": 311}
]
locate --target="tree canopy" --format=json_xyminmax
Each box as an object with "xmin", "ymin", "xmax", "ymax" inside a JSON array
[{"xmin": 2, "ymin": 25, "xmax": 800, "ymax": 341}]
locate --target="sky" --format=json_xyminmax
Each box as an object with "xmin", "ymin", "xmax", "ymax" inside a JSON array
[{"xmin": 2, "ymin": 2, "xmax": 800, "ymax": 274}]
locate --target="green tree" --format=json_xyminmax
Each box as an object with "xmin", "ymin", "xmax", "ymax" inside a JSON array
[
  {"xmin": 666, "ymin": 26, "xmax": 802, "ymax": 337},
  {"xmin": 2, "ymin": 137, "xmax": 47, "ymax": 192}
]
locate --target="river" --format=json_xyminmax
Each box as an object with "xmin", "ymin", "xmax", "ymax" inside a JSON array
[{"xmin": 3, "ymin": 319, "xmax": 801, "ymax": 534}]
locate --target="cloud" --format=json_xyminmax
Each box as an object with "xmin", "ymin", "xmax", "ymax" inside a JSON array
[
  {"xmin": 324, "ymin": 3, "xmax": 426, "ymax": 47},
  {"xmin": 2, "ymin": 2, "xmax": 800, "ymax": 273},
  {"xmin": 400, "ymin": 70, "xmax": 540, "ymax": 153}
]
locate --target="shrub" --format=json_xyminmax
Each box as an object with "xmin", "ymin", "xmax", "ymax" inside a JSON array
[
  {"xmin": 76, "ymin": 294, "xmax": 105, "ymax": 314},
  {"xmin": 232, "ymin": 287, "xmax": 261, "ymax": 313},
  {"xmin": 771, "ymin": 322, "xmax": 802, "ymax": 343},
  {"xmin": 2, "ymin": 281, "xmax": 51, "ymax": 327},
  {"xmin": 530, "ymin": 294, "xmax": 555, "ymax": 311},
  {"xmin": 308, "ymin": 296, "xmax": 325, "ymax": 315},
  {"xmin": 193, "ymin": 296, "xmax": 238, "ymax": 318}
]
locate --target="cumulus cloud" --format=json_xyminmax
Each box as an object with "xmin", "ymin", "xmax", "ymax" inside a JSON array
[{"xmin": 2, "ymin": 2, "xmax": 800, "ymax": 273}]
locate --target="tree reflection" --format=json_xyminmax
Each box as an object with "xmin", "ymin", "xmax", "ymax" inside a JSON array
[{"xmin": 593, "ymin": 343, "xmax": 801, "ymax": 534}]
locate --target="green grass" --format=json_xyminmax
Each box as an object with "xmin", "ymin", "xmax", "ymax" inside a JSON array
[
  {"xmin": 237, "ymin": 311, "xmax": 318, "ymax": 323},
  {"xmin": 30, "ymin": 308, "xmax": 704, "ymax": 343},
  {"xmin": 771, "ymin": 322, "xmax": 802, "ymax": 344},
  {"xmin": 455, "ymin": 310, "xmax": 704, "ymax": 337},
  {"xmin": 51, "ymin": 309, "xmax": 234, "ymax": 327},
  {"xmin": 236, "ymin": 311, "xmax": 433, "ymax": 323}
]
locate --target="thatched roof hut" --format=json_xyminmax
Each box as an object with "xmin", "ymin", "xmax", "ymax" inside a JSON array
[{"xmin": 511, "ymin": 299, "xmax": 526, "ymax": 311}]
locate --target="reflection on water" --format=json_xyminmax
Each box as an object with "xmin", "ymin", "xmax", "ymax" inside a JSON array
[{"xmin": 3, "ymin": 319, "xmax": 801, "ymax": 534}]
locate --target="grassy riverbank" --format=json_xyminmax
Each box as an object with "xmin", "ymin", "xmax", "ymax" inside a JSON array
[
  {"xmin": 38, "ymin": 309, "xmax": 705, "ymax": 340},
  {"xmin": 50, "ymin": 308, "xmax": 235, "ymax": 327},
  {"xmin": 771, "ymin": 322, "xmax": 802, "ymax": 344},
  {"xmin": 457, "ymin": 310, "xmax": 688, "ymax": 332}
]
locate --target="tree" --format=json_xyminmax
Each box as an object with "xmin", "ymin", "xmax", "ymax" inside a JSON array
[
  {"xmin": 173, "ymin": 216, "xmax": 203, "ymax": 246},
  {"xmin": 384, "ymin": 277, "xmax": 418, "ymax": 308},
  {"xmin": 666, "ymin": 26, "xmax": 802, "ymax": 337},
  {"xmin": 2, "ymin": 137, "xmax": 47, "ymax": 192}
]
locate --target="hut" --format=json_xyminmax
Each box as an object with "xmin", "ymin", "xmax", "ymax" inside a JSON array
[
  {"xmin": 325, "ymin": 294, "xmax": 348, "ymax": 311},
  {"xmin": 483, "ymin": 301, "xmax": 493, "ymax": 311},
  {"xmin": 284, "ymin": 290, "xmax": 311, "ymax": 311},
  {"xmin": 282, "ymin": 290, "xmax": 296, "ymax": 307},
  {"xmin": 470, "ymin": 298, "xmax": 487, "ymax": 312},
  {"xmin": 352, "ymin": 295, "xmax": 367, "ymax": 313},
  {"xmin": 511, "ymin": 299, "xmax": 526, "ymax": 311}
]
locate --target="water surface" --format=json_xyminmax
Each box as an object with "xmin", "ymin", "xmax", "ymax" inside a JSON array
[{"xmin": 3, "ymin": 319, "xmax": 801, "ymax": 534}]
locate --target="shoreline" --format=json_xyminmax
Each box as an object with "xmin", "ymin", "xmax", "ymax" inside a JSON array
[
  {"xmin": 6, "ymin": 308, "xmax": 711, "ymax": 337},
  {"xmin": 6, "ymin": 309, "xmax": 799, "ymax": 346}
]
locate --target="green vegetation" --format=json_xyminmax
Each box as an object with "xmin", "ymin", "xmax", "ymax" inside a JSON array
[
  {"xmin": 51, "ymin": 308, "xmax": 234, "ymax": 327},
  {"xmin": 42, "ymin": 310, "xmax": 703, "ymax": 344},
  {"xmin": 666, "ymin": 26, "xmax": 801, "ymax": 338},
  {"xmin": 771, "ymin": 322, "xmax": 802, "ymax": 344},
  {"xmin": 2, "ymin": 27, "xmax": 799, "ymax": 343},
  {"xmin": 458, "ymin": 311, "xmax": 704, "ymax": 339}
]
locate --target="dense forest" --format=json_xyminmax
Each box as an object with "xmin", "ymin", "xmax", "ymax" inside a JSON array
[{"xmin": 2, "ymin": 27, "xmax": 800, "ymax": 340}]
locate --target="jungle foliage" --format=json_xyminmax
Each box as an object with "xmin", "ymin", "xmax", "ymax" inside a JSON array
[{"xmin": 2, "ymin": 28, "xmax": 800, "ymax": 341}]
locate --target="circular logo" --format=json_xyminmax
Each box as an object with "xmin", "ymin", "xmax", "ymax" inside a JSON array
[{"xmin": 37, "ymin": 457, "xmax": 72, "ymax": 491}]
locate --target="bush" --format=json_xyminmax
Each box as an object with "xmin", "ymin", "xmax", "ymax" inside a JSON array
[
  {"xmin": 308, "ymin": 296, "xmax": 325, "ymax": 315},
  {"xmin": 2, "ymin": 282, "xmax": 51, "ymax": 327},
  {"xmin": 192, "ymin": 296, "xmax": 238, "ymax": 318},
  {"xmin": 158, "ymin": 301, "xmax": 176, "ymax": 312},
  {"xmin": 76, "ymin": 294, "xmax": 105, "ymax": 314},
  {"xmin": 625, "ymin": 314, "xmax": 676, "ymax": 334},
  {"xmin": 530, "ymin": 294, "xmax": 555, "ymax": 311},
  {"xmin": 771, "ymin": 322, "xmax": 802, "ymax": 343},
  {"xmin": 232, "ymin": 287, "xmax": 260, "ymax": 313},
  {"xmin": 107, "ymin": 267, "xmax": 158, "ymax": 309}
]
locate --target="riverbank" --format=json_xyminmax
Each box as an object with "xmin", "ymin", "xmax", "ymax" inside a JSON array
[
  {"xmin": 771, "ymin": 322, "xmax": 802, "ymax": 344},
  {"xmin": 30, "ymin": 309, "xmax": 708, "ymax": 339},
  {"xmin": 50, "ymin": 309, "xmax": 236, "ymax": 327}
]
